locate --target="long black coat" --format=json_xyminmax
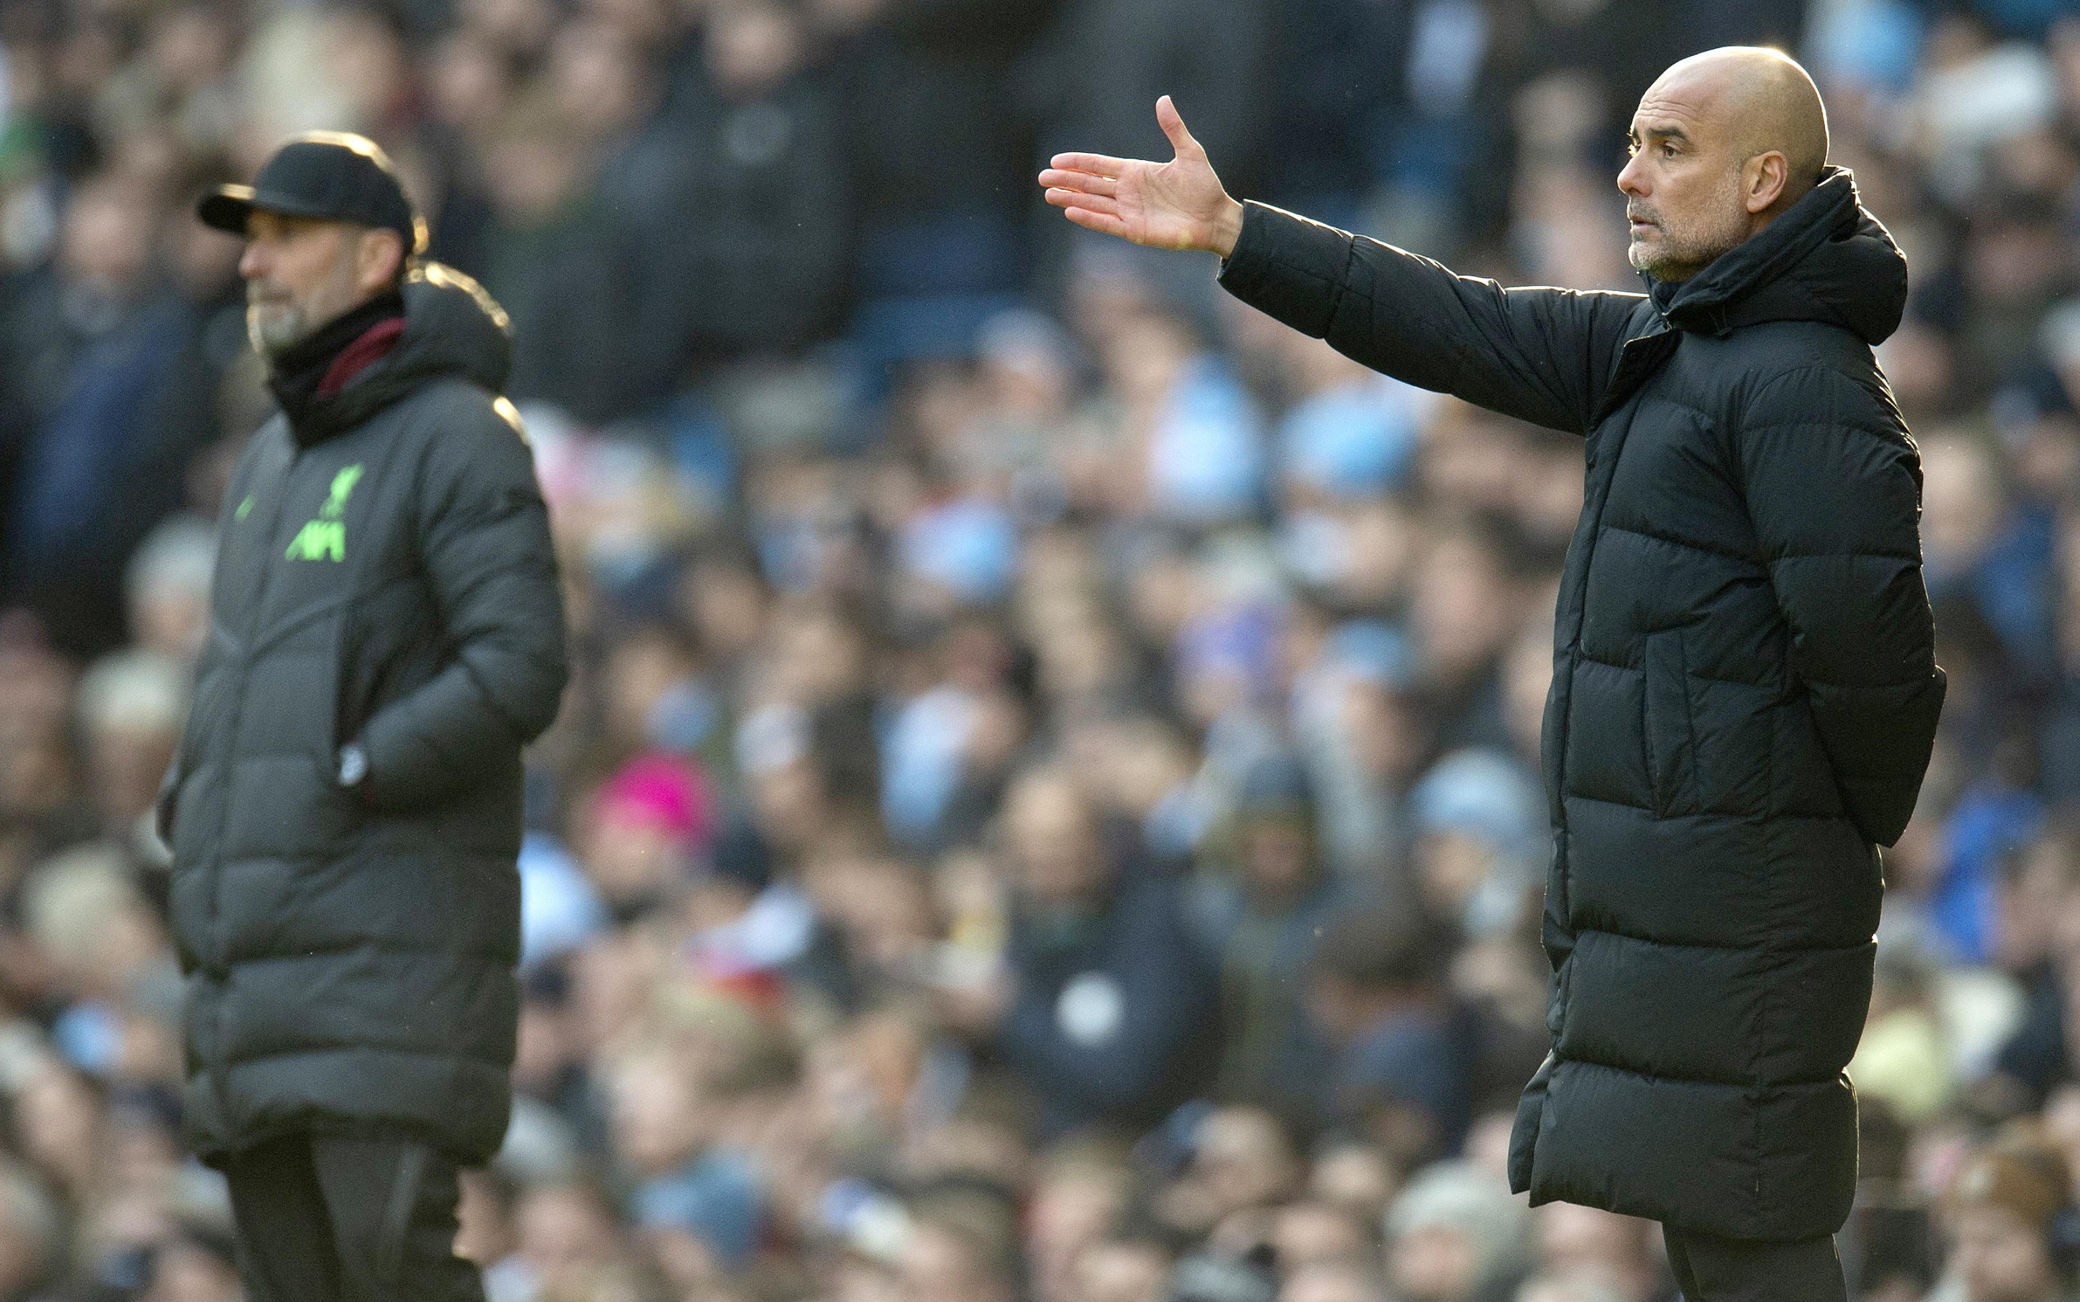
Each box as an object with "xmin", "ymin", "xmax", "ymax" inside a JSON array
[
  {"xmin": 1220, "ymin": 169, "xmax": 1944, "ymax": 1241},
  {"xmin": 163, "ymin": 266, "xmax": 569, "ymax": 1165}
]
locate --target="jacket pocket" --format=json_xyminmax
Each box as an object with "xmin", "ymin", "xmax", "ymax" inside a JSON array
[{"xmin": 1642, "ymin": 630, "xmax": 1696, "ymax": 817}]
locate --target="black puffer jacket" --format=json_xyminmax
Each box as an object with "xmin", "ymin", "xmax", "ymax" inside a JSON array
[
  {"xmin": 1219, "ymin": 169, "xmax": 1944, "ymax": 1241},
  {"xmin": 164, "ymin": 265, "xmax": 569, "ymax": 1165}
]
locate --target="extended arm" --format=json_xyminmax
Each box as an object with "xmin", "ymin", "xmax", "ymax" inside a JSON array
[
  {"xmin": 1741, "ymin": 366, "xmax": 1945, "ymax": 846},
  {"xmin": 1219, "ymin": 205, "xmax": 1641, "ymax": 434},
  {"xmin": 353, "ymin": 398, "xmax": 569, "ymax": 810},
  {"xmin": 1041, "ymin": 98, "xmax": 1642, "ymax": 434}
]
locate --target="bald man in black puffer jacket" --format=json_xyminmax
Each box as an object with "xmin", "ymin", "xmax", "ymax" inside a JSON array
[{"xmin": 1042, "ymin": 47, "xmax": 1943, "ymax": 1302}]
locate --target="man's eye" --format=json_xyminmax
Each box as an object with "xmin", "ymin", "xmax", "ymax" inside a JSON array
[{"xmin": 1662, "ymin": 143, "xmax": 1678, "ymax": 158}]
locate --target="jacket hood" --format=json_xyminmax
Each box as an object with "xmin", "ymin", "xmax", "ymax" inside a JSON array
[
  {"xmin": 1648, "ymin": 167, "xmax": 1907, "ymax": 345},
  {"xmin": 289, "ymin": 262, "xmax": 512, "ymax": 440}
]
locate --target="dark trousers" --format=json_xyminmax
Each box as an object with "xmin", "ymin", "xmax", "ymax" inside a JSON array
[
  {"xmin": 1662, "ymin": 1224, "xmax": 1848, "ymax": 1302},
  {"xmin": 222, "ymin": 1132, "xmax": 485, "ymax": 1302}
]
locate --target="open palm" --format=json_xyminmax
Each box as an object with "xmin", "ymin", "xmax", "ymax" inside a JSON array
[{"xmin": 1040, "ymin": 96, "xmax": 1244, "ymax": 257}]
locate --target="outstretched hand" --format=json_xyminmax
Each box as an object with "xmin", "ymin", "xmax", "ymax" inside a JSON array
[{"xmin": 1039, "ymin": 96, "xmax": 1245, "ymax": 258}]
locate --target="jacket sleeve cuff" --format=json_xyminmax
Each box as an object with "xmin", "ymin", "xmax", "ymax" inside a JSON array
[{"xmin": 1216, "ymin": 201, "xmax": 1356, "ymax": 339}]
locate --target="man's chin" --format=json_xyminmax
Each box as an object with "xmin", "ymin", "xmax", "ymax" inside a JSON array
[
  {"xmin": 1627, "ymin": 242, "xmax": 1688, "ymax": 282},
  {"xmin": 247, "ymin": 306, "xmax": 306, "ymax": 357}
]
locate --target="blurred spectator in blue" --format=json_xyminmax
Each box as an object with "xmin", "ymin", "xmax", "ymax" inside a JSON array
[
  {"xmin": 1407, "ymin": 748, "xmax": 1545, "ymax": 942},
  {"xmin": 898, "ymin": 496, "xmax": 1020, "ymax": 610},
  {"xmin": 518, "ymin": 831, "xmax": 608, "ymax": 972},
  {"xmin": 883, "ymin": 617, "xmax": 1026, "ymax": 852},
  {"xmin": 1933, "ymin": 738, "xmax": 2045, "ymax": 965},
  {"xmin": 2046, "ymin": 507, "xmax": 2080, "ymax": 804},
  {"xmin": 1808, "ymin": 0, "xmax": 1925, "ymax": 96},
  {"xmin": 1291, "ymin": 614, "xmax": 1429, "ymax": 881},
  {"xmin": 1986, "ymin": 821, "xmax": 2080, "ymax": 1108},
  {"xmin": 1093, "ymin": 310, "xmax": 1265, "ymax": 524},
  {"xmin": 607, "ymin": 1045, "xmax": 767, "ymax": 1273},
  {"xmin": 1274, "ymin": 337, "xmax": 1425, "ymax": 509},
  {"xmin": 0, "ymin": 173, "xmax": 216, "ymax": 658}
]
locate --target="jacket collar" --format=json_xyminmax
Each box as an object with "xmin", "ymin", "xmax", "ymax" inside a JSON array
[
  {"xmin": 1641, "ymin": 167, "xmax": 1908, "ymax": 345},
  {"xmin": 266, "ymin": 263, "xmax": 515, "ymax": 447}
]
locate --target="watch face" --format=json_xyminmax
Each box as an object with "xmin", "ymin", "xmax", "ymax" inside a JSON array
[{"xmin": 339, "ymin": 747, "xmax": 368, "ymax": 786}]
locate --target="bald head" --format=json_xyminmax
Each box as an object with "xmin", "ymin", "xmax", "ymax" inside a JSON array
[
  {"xmin": 1661, "ymin": 47, "xmax": 1829, "ymax": 199},
  {"xmin": 1618, "ymin": 47, "xmax": 1833, "ymax": 282}
]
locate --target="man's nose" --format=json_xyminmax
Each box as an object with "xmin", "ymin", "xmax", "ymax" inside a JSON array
[
  {"xmin": 1616, "ymin": 156, "xmax": 1647, "ymax": 197},
  {"xmin": 237, "ymin": 242, "xmax": 267, "ymax": 280}
]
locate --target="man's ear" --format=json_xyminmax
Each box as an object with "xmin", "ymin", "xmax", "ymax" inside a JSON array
[
  {"xmin": 1745, "ymin": 151, "xmax": 1790, "ymax": 214},
  {"xmin": 355, "ymin": 228, "xmax": 407, "ymax": 295}
]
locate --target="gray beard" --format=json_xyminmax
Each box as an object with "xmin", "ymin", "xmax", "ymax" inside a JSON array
[{"xmin": 247, "ymin": 301, "xmax": 312, "ymax": 357}]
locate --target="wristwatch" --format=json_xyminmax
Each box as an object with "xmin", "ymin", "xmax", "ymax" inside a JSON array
[{"xmin": 337, "ymin": 743, "xmax": 370, "ymax": 789}]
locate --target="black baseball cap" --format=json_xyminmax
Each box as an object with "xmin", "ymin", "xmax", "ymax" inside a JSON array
[{"xmin": 197, "ymin": 131, "xmax": 428, "ymax": 254}]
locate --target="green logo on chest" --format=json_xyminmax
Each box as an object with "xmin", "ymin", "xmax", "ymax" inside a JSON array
[
  {"xmin": 285, "ymin": 519, "xmax": 346, "ymax": 561},
  {"xmin": 323, "ymin": 464, "xmax": 363, "ymax": 518},
  {"xmin": 284, "ymin": 463, "xmax": 363, "ymax": 561}
]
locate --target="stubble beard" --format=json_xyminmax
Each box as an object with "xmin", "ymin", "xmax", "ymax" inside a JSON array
[
  {"xmin": 247, "ymin": 292, "xmax": 310, "ymax": 357},
  {"xmin": 1625, "ymin": 179, "xmax": 1748, "ymax": 283},
  {"xmin": 1626, "ymin": 214, "xmax": 1733, "ymax": 282},
  {"xmin": 1614, "ymin": 203, "xmax": 1747, "ymax": 282},
  {"xmin": 246, "ymin": 252, "xmax": 363, "ymax": 357}
]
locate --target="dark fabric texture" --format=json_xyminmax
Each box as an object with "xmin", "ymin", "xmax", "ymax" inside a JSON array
[
  {"xmin": 1219, "ymin": 168, "xmax": 1945, "ymax": 1241},
  {"xmin": 1662, "ymin": 1224, "xmax": 1847, "ymax": 1302},
  {"xmin": 164, "ymin": 263, "xmax": 569, "ymax": 1166},
  {"xmin": 223, "ymin": 1131, "xmax": 484, "ymax": 1302}
]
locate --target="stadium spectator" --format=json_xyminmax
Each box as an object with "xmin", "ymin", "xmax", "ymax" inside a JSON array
[{"xmin": 982, "ymin": 766, "xmax": 1216, "ymax": 1135}]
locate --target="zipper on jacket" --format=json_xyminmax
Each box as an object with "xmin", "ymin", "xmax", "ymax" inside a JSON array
[
  {"xmin": 209, "ymin": 444, "xmax": 302, "ymax": 964},
  {"xmin": 202, "ymin": 436, "xmax": 304, "ymax": 1124}
]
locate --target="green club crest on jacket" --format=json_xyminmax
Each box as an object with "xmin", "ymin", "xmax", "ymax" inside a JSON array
[{"xmin": 283, "ymin": 463, "xmax": 363, "ymax": 561}]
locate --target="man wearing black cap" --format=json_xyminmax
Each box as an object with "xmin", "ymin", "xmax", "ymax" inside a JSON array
[{"xmin": 164, "ymin": 132, "xmax": 569, "ymax": 1300}]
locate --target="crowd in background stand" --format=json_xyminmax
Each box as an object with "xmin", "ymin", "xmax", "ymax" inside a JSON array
[{"xmin": 0, "ymin": 0, "xmax": 2078, "ymax": 1299}]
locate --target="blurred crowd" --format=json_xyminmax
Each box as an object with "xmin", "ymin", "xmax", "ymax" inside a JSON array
[{"xmin": 3, "ymin": 0, "xmax": 2080, "ymax": 1299}]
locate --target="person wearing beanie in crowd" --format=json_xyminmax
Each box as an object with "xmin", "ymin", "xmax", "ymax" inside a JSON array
[
  {"xmin": 579, "ymin": 750, "xmax": 718, "ymax": 924},
  {"xmin": 1043, "ymin": 45, "xmax": 1945, "ymax": 1301},
  {"xmin": 1384, "ymin": 1158, "xmax": 1532, "ymax": 1302},
  {"xmin": 1931, "ymin": 1132, "xmax": 2080, "ymax": 1302},
  {"xmin": 162, "ymin": 132, "xmax": 569, "ymax": 1300}
]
